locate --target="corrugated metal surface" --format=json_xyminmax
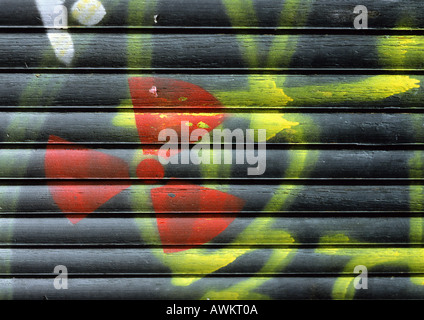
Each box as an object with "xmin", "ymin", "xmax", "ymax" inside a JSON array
[{"xmin": 0, "ymin": 0, "xmax": 423, "ymax": 300}]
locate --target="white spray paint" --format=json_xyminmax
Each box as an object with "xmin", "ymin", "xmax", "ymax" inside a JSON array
[
  {"xmin": 71, "ymin": 0, "xmax": 106, "ymax": 26},
  {"xmin": 35, "ymin": 0, "xmax": 106, "ymax": 66}
]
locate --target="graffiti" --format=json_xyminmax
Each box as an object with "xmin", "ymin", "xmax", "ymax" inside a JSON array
[
  {"xmin": 35, "ymin": 0, "xmax": 106, "ymax": 65},
  {"xmin": 29, "ymin": 0, "xmax": 424, "ymax": 299},
  {"xmin": 71, "ymin": 0, "xmax": 106, "ymax": 26},
  {"xmin": 45, "ymin": 78, "xmax": 247, "ymax": 254},
  {"xmin": 0, "ymin": 0, "xmax": 423, "ymax": 300},
  {"xmin": 45, "ymin": 135, "xmax": 131, "ymax": 224},
  {"xmin": 116, "ymin": 0, "xmax": 313, "ymax": 296},
  {"xmin": 314, "ymin": 13, "xmax": 424, "ymax": 300},
  {"xmin": 35, "ymin": 0, "xmax": 73, "ymax": 64}
]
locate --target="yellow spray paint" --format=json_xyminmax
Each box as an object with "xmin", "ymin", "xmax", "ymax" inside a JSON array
[
  {"xmin": 409, "ymin": 151, "xmax": 424, "ymax": 244},
  {"xmin": 316, "ymin": 236, "xmax": 424, "ymax": 299},
  {"xmin": 378, "ymin": 36, "xmax": 424, "ymax": 69},
  {"xmin": 318, "ymin": 15, "xmax": 424, "ymax": 300},
  {"xmin": 127, "ymin": 0, "xmax": 157, "ymax": 69},
  {"xmin": 249, "ymin": 114, "xmax": 299, "ymax": 142},
  {"xmin": 200, "ymin": 219, "xmax": 297, "ymax": 299},
  {"xmin": 214, "ymin": 76, "xmax": 294, "ymax": 108},
  {"xmin": 285, "ymin": 75, "xmax": 420, "ymax": 105}
]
